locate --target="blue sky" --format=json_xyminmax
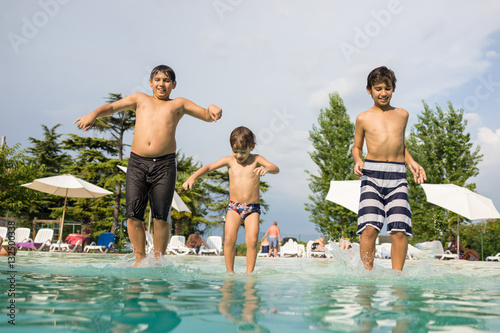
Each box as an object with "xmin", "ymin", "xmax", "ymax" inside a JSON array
[{"xmin": 1, "ymin": 0, "xmax": 500, "ymax": 241}]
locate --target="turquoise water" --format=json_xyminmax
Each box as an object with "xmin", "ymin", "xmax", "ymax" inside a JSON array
[{"xmin": 1, "ymin": 251, "xmax": 500, "ymax": 332}]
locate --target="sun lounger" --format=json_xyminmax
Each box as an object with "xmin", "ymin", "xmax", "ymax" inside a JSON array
[
  {"xmin": 166, "ymin": 235, "xmax": 195, "ymax": 255},
  {"xmin": 281, "ymin": 239, "xmax": 300, "ymax": 257},
  {"xmin": 415, "ymin": 240, "xmax": 458, "ymax": 260},
  {"xmin": 306, "ymin": 240, "xmax": 326, "ymax": 258},
  {"xmin": 84, "ymin": 232, "xmax": 115, "ymax": 253},
  {"xmin": 145, "ymin": 230, "xmax": 154, "ymax": 254},
  {"xmin": 486, "ymin": 253, "xmax": 500, "ymax": 261},
  {"xmin": 0, "ymin": 227, "xmax": 7, "ymax": 239},
  {"xmin": 14, "ymin": 228, "xmax": 31, "ymax": 245},
  {"xmin": 17, "ymin": 228, "xmax": 54, "ymax": 251},
  {"xmin": 50, "ymin": 239, "xmax": 82, "ymax": 252},
  {"xmin": 199, "ymin": 236, "xmax": 222, "ymax": 255}
]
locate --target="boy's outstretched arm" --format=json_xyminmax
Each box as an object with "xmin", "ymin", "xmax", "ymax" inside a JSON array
[
  {"xmin": 352, "ymin": 116, "xmax": 365, "ymax": 178},
  {"xmin": 181, "ymin": 98, "xmax": 222, "ymax": 122},
  {"xmin": 182, "ymin": 157, "xmax": 229, "ymax": 190},
  {"xmin": 74, "ymin": 93, "xmax": 140, "ymax": 131},
  {"xmin": 253, "ymin": 156, "xmax": 279, "ymax": 176},
  {"xmin": 404, "ymin": 146, "xmax": 426, "ymax": 184}
]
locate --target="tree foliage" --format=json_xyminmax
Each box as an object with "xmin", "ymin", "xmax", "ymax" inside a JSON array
[
  {"xmin": 406, "ymin": 101, "xmax": 483, "ymax": 243},
  {"xmin": 61, "ymin": 134, "xmax": 122, "ymax": 235},
  {"xmin": 305, "ymin": 92, "xmax": 357, "ymax": 241},
  {"xmin": 460, "ymin": 220, "xmax": 500, "ymax": 261},
  {"xmin": 24, "ymin": 124, "xmax": 72, "ymax": 219},
  {"xmin": 26, "ymin": 124, "xmax": 72, "ymax": 176},
  {"xmin": 84, "ymin": 93, "xmax": 136, "ymax": 234},
  {"xmin": 0, "ymin": 144, "xmax": 46, "ymax": 215}
]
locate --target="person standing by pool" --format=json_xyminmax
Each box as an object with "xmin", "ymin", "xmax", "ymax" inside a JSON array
[
  {"xmin": 74, "ymin": 65, "xmax": 222, "ymax": 266},
  {"xmin": 183, "ymin": 126, "xmax": 279, "ymax": 273},
  {"xmin": 353, "ymin": 66, "xmax": 426, "ymax": 272},
  {"xmin": 261, "ymin": 221, "xmax": 281, "ymax": 257}
]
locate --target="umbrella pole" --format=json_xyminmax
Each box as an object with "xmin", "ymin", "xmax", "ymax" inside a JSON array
[
  {"xmin": 59, "ymin": 193, "xmax": 68, "ymax": 242},
  {"xmin": 148, "ymin": 210, "xmax": 152, "ymax": 232},
  {"xmin": 456, "ymin": 215, "xmax": 460, "ymax": 257}
]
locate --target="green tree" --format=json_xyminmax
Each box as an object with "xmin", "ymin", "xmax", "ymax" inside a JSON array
[
  {"xmin": 83, "ymin": 93, "xmax": 136, "ymax": 235},
  {"xmin": 26, "ymin": 124, "xmax": 71, "ymax": 176},
  {"xmin": 61, "ymin": 135, "xmax": 120, "ymax": 237},
  {"xmin": 406, "ymin": 101, "xmax": 482, "ymax": 242},
  {"xmin": 24, "ymin": 124, "xmax": 72, "ymax": 218},
  {"xmin": 0, "ymin": 144, "xmax": 46, "ymax": 216},
  {"xmin": 305, "ymin": 92, "xmax": 357, "ymax": 241},
  {"xmin": 460, "ymin": 219, "xmax": 500, "ymax": 261}
]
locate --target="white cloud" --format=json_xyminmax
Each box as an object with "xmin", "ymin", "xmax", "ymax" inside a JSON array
[
  {"xmin": 473, "ymin": 127, "xmax": 500, "ymax": 212},
  {"xmin": 486, "ymin": 50, "xmax": 497, "ymax": 58},
  {"xmin": 477, "ymin": 127, "xmax": 500, "ymax": 152}
]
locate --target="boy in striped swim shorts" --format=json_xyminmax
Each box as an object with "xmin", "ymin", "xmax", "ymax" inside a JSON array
[{"xmin": 352, "ymin": 66, "xmax": 427, "ymax": 272}]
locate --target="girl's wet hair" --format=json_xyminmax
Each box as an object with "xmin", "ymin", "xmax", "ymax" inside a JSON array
[
  {"xmin": 366, "ymin": 66, "xmax": 396, "ymax": 91},
  {"xmin": 150, "ymin": 65, "xmax": 176, "ymax": 82},
  {"xmin": 230, "ymin": 126, "xmax": 256, "ymax": 149}
]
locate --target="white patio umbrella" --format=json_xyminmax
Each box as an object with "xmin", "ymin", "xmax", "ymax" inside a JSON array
[
  {"xmin": 22, "ymin": 174, "xmax": 113, "ymax": 241},
  {"xmin": 117, "ymin": 166, "xmax": 191, "ymax": 230},
  {"xmin": 325, "ymin": 180, "xmax": 362, "ymax": 214},
  {"xmin": 421, "ymin": 183, "xmax": 500, "ymax": 255}
]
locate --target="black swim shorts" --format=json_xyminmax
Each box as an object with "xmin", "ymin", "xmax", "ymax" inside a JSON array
[{"xmin": 126, "ymin": 152, "xmax": 177, "ymax": 222}]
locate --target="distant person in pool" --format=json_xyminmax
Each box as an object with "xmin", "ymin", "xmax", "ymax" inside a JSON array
[
  {"xmin": 186, "ymin": 231, "xmax": 210, "ymax": 254},
  {"xmin": 0, "ymin": 236, "xmax": 17, "ymax": 256},
  {"xmin": 462, "ymin": 244, "xmax": 480, "ymax": 261},
  {"xmin": 261, "ymin": 221, "xmax": 281, "ymax": 257},
  {"xmin": 183, "ymin": 126, "xmax": 279, "ymax": 273},
  {"xmin": 353, "ymin": 66, "xmax": 426, "ymax": 272},
  {"xmin": 74, "ymin": 65, "xmax": 222, "ymax": 266}
]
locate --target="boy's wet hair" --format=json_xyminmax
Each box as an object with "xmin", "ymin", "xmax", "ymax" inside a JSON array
[
  {"xmin": 150, "ymin": 65, "xmax": 176, "ymax": 82},
  {"xmin": 366, "ymin": 66, "xmax": 396, "ymax": 91},
  {"xmin": 230, "ymin": 126, "xmax": 256, "ymax": 149}
]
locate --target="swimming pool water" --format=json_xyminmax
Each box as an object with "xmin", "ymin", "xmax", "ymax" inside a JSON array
[{"xmin": 1, "ymin": 251, "xmax": 500, "ymax": 332}]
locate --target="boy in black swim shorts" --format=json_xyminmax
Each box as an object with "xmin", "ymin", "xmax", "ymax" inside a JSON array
[{"xmin": 75, "ymin": 65, "xmax": 222, "ymax": 266}]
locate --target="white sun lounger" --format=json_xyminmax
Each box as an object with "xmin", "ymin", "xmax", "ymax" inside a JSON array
[
  {"xmin": 486, "ymin": 253, "xmax": 500, "ymax": 261},
  {"xmin": 199, "ymin": 236, "xmax": 222, "ymax": 256}
]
